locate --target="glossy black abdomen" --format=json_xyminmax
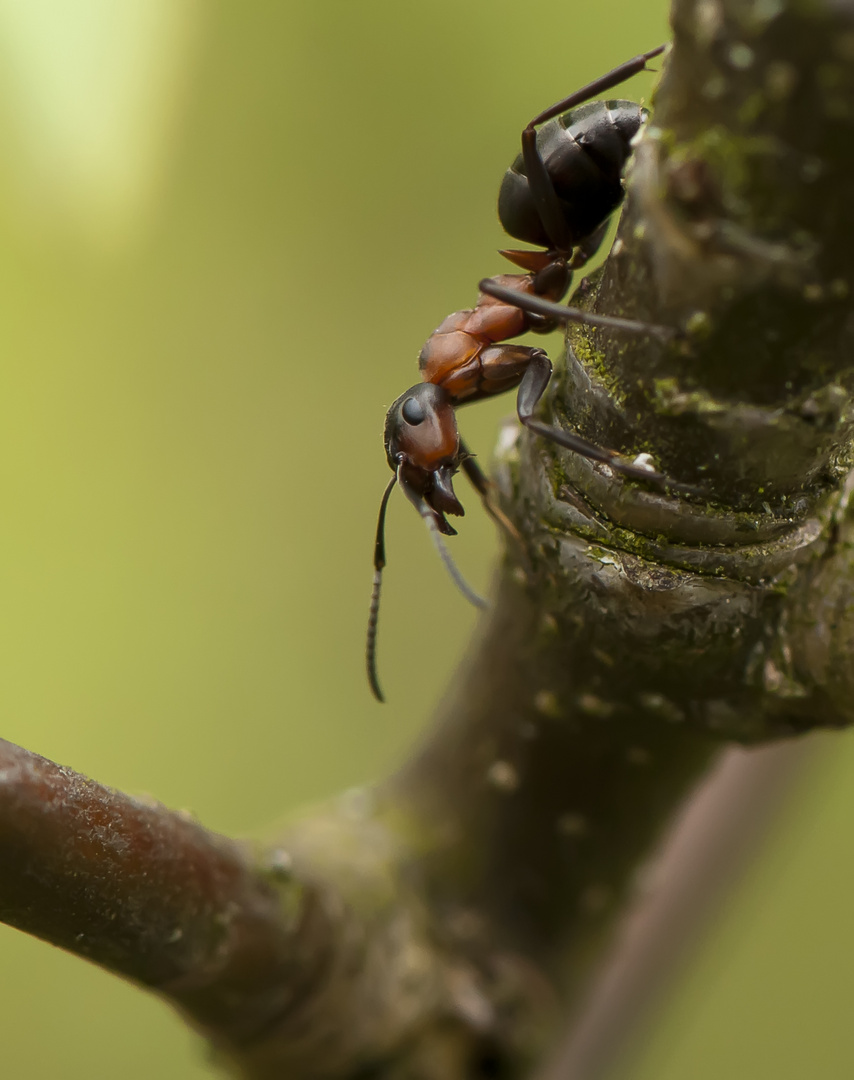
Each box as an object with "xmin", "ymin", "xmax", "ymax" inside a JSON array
[{"xmin": 497, "ymin": 98, "xmax": 647, "ymax": 250}]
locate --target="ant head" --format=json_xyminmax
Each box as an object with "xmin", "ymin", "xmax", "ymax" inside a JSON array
[
  {"xmin": 370, "ymin": 382, "xmax": 485, "ymax": 703},
  {"xmin": 384, "ymin": 383, "xmax": 464, "ymax": 529}
]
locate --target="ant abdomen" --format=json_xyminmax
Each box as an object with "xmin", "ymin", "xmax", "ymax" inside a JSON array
[{"xmin": 498, "ymin": 100, "xmax": 647, "ymax": 252}]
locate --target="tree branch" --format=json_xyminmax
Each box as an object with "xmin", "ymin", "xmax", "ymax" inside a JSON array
[
  {"xmin": 501, "ymin": 0, "xmax": 854, "ymax": 744},
  {"xmin": 0, "ymin": 739, "xmax": 328, "ymax": 1048},
  {"xmin": 532, "ymin": 739, "xmax": 814, "ymax": 1080}
]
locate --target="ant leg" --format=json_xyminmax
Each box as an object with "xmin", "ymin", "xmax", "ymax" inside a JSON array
[
  {"xmin": 517, "ymin": 351, "xmax": 702, "ymax": 494},
  {"xmin": 518, "ymin": 352, "xmax": 665, "ymax": 481},
  {"xmin": 521, "ymin": 127, "xmax": 572, "ymax": 253},
  {"xmin": 520, "ymin": 45, "xmax": 666, "ymax": 253},
  {"xmin": 569, "ymin": 219, "xmax": 611, "ymax": 270},
  {"xmin": 460, "ymin": 445, "xmax": 523, "ymax": 544},
  {"xmin": 478, "ymin": 278, "xmax": 679, "ymax": 342},
  {"xmin": 527, "ymin": 46, "xmax": 666, "ymax": 130}
]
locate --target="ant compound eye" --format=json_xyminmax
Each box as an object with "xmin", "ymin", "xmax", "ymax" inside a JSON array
[{"xmin": 401, "ymin": 397, "xmax": 426, "ymax": 425}]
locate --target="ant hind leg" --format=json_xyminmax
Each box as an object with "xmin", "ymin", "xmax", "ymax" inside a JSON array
[
  {"xmin": 519, "ymin": 45, "xmax": 667, "ymax": 255},
  {"xmin": 524, "ymin": 46, "xmax": 666, "ymax": 133}
]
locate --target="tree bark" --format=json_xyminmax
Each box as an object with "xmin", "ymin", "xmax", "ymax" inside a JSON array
[{"xmin": 2, "ymin": 0, "xmax": 854, "ymax": 1077}]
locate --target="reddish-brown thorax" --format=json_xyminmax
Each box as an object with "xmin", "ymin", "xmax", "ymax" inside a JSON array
[{"xmin": 418, "ymin": 273, "xmax": 541, "ymax": 401}]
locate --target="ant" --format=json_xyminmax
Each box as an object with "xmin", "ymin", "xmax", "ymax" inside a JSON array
[{"xmin": 368, "ymin": 44, "xmax": 690, "ymax": 702}]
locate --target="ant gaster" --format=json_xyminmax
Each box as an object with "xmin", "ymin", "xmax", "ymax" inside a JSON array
[{"xmin": 368, "ymin": 45, "xmax": 686, "ymax": 702}]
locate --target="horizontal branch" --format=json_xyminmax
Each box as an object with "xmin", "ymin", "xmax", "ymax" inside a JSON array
[
  {"xmin": 0, "ymin": 738, "xmax": 502, "ymax": 1077},
  {"xmin": 0, "ymin": 738, "xmax": 327, "ymax": 1050}
]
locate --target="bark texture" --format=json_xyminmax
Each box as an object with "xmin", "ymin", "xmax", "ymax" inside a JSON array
[
  {"xmin": 2, "ymin": 1, "xmax": 853, "ymax": 1078},
  {"xmin": 501, "ymin": 0, "xmax": 854, "ymax": 746}
]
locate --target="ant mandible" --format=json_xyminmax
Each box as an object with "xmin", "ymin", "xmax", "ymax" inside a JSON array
[{"xmin": 368, "ymin": 44, "xmax": 687, "ymax": 702}]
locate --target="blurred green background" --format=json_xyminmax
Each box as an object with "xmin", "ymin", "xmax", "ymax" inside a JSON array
[{"xmin": 0, "ymin": 1, "xmax": 851, "ymax": 1077}]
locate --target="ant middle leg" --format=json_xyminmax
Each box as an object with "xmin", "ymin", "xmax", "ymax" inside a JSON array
[
  {"xmin": 516, "ymin": 351, "xmax": 702, "ymax": 496},
  {"xmin": 517, "ymin": 351, "xmax": 669, "ymax": 485},
  {"xmin": 478, "ymin": 279, "xmax": 679, "ymax": 343}
]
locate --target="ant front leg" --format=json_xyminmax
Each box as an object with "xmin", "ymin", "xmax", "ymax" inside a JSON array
[
  {"xmin": 520, "ymin": 45, "xmax": 666, "ymax": 254},
  {"xmin": 518, "ymin": 352, "xmax": 670, "ymax": 485},
  {"xmin": 459, "ymin": 445, "xmax": 523, "ymax": 545},
  {"xmin": 517, "ymin": 351, "xmax": 700, "ymax": 493}
]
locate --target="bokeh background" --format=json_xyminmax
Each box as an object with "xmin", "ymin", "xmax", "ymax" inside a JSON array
[{"xmin": 0, "ymin": 2, "xmax": 851, "ymax": 1078}]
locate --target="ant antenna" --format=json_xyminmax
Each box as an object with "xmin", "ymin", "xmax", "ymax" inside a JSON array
[
  {"xmin": 368, "ymin": 467, "xmax": 488, "ymax": 703},
  {"xmin": 367, "ymin": 475, "xmax": 396, "ymax": 702}
]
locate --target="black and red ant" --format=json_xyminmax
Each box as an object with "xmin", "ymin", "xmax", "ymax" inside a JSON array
[{"xmin": 368, "ymin": 45, "xmax": 689, "ymax": 702}]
